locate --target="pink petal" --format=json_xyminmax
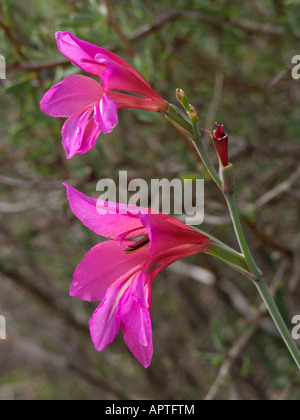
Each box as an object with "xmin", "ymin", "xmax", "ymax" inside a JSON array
[
  {"xmin": 62, "ymin": 107, "xmax": 95, "ymax": 159},
  {"xmin": 70, "ymin": 241, "xmax": 148, "ymax": 302},
  {"xmin": 40, "ymin": 74, "xmax": 102, "ymax": 118},
  {"xmin": 56, "ymin": 32, "xmax": 105, "ymax": 77},
  {"xmin": 89, "ymin": 277, "xmax": 131, "ymax": 351},
  {"xmin": 76, "ymin": 117, "xmax": 101, "ymax": 155},
  {"xmin": 93, "ymin": 95, "xmax": 118, "ymax": 133},
  {"xmin": 146, "ymin": 257, "xmax": 179, "ymax": 287},
  {"xmin": 56, "ymin": 31, "xmax": 148, "ymax": 81},
  {"xmin": 95, "ymin": 53, "xmax": 165, "ymax": 102},
  {"xmin": 64, "ymin": 184, "xmax": 148, "ymax": 239},
  {"xmin": 120, "ymin": 257, "xmax": 182, "ymax": 367},
  {"xmin": 139, "ymin": 213, "xmax": 211, "ymax": 258},
  {"xmin": 109, "ymin": 90, "xmax": 168, "ymax": 112},
  {"xmin": 120, "ymin": 322, "xmax": 153, "ymax": 368},
  {"xmin": 118, "ymin": 270, "xmax": 152, "ymax": 347}
]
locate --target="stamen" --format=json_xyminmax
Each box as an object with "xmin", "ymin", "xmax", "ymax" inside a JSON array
[{"xmin": 125, "ymin": 236, "xmax": 150, "ymax": 254}]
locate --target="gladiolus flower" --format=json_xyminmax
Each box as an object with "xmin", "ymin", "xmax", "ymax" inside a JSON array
[
  {"xmin": 40, "ymin": 32, "xmax": 168, "ymax": 159},
  {"xmin": 213, "ymin": 123, "xmax": 229, "ymax": 167},
  {"xmin": 65, "ymin": 183, "xmax": 211, "ymax": 367}
]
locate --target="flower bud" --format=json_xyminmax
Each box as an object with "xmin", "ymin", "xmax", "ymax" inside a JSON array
[
  {"xmin": 213, "ymin": 123, "xmax": 229, "ymax": 167},
  {"xmin": 187, "ymin": 104, "xmax": 198, "ymax": 122},
  {"xmin": 176, "ymin": 88, "xmax": 191, "ymax": 112}
]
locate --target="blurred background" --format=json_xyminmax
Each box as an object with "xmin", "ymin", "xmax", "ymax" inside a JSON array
[{"xmin": 0, "ymin": 0, "xmax": 300, "ymax": 400}]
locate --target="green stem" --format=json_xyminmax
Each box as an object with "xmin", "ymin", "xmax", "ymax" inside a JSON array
[
  {"xmin": 162, "ymin": 104, "xmax": 300, "ymax": 369},
  {"xmin": 226, "ymin": 192, "xmax": 300, "ymax": 369},
  {"xmin": 255, "ymin": 277, "xmax": 300, "ymax": 370},
  {"xmin": 225, "ymin": 193, "xmax": 261, "ymax": 279},
  {"xmin": 160, "ymin": 108, "xmax": 193, "ymax": 139},
  {"xmin": 206, "ymin": 245, "xmax": 258, "ymax": 283},
  {"xmin": 191, "ymin": 119, "xmax": 222, "ymax": 191},
  {"xmin": 192, "ymin": 226, "xmax": 256, "ymax": 281}
]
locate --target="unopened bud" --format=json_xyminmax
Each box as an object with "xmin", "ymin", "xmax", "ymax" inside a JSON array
[
  {"xmin": 187, "ymin": 104, "xmax": 198, "ymax": 122},
  {"xmin": 213, "ymin": 123, "xmax": 229, "ymax": 167},
  {"xmin": 176, "ymin": 88, "xmax": 191, "ymax": 112}
]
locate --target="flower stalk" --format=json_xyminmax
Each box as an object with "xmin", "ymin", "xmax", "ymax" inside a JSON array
[
  {"xmin": 190, "ymin": 116, "xmax": 222, "ymax": 191},
  {"xmin": 225, "ymin": 190, "xmax": 300, "ymax": 369},
  {"xmin": 255, "ymin": 277, "xmax": 300, "ymax": 369},
  {"xmin": 168, "ymin": 92, "xmax": 300, "ymax": 369}
]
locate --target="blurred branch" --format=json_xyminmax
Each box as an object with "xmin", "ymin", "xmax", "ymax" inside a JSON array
[
  {"xmin": 205, "ymin": 260, "xmax": 293, "ymax": 400},
  {"xmin": 204, "ymin": 323, "xmax": 258, "ymax": 400},
  {"xmin": 205, "ymin": 70, "xmax": 224, "ymax": 132},
  {"xmin": 0, "ymin": 19, "xmax": 27, "ymax": 61},
  {"xmin": 0, "ymin": 198, "xmax": 44, "ymax": 213},
  {"xmin": 0, "ymin": 262, "xmax": 88, "ymax": 337},
  {"xmin": 132, "ymin": 8, "xmax": 300, "ymax": 40},
  {"xmin": 288, "ymin": 253, "xmax": 300, "ymax": 293},
  {"xmin": 128, "ymin": 7, "xmax": 180, "ymax": 41},
  {"xmin": 0, "ymin": 191, "xmax": 62, "ymax": 213},
  {"xmin": 252, "ymin": 0, "xmax": 272, "ymax": 19},
  {"xmin": 248, "ymin": 143, "xmax": 300, "ymax": 158},
  {"xmin": 169, "ymin": 261, "xmax": 216, "ymax": 286},
  {"xmin": 249, "ymin": 165, "xmax": 300, "ymax": 210},
  {"xmin": 9, "ymin": 328, "xmax": 128, "ymax": 399},
  {"xmin": 218, "ymin": 261, "xmax": 296, "ymax": 341},
  {"xmin": 0, "ymin": 175, "xmax": 37, "ymax": 188},
  {"xmin": 9, "ymin": 7, "xmax": 300, "ymax": 73},
  {"xmin": 179, "ymin": 9, "xmax": 300, "ymax": 38},
  {"xmin": 7, "ymin": 58, "xmax": 70, "ymax": 72},
  {"xmin": 243, "ymin": 218, "xmax": 293, "ymax": 259},
  {"xmin": 102, "ymin": 0, "xmax": 135, "ymax": 58}
]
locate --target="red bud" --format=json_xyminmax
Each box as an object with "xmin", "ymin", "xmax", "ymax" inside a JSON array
[{"xmin": 213, "ymin": 123, "xmax": 229, "ymax": 167}]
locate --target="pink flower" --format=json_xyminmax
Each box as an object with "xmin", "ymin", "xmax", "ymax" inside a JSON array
[
  {"xmin": 40, "ymin": 32, "xmax": 168, "ymax": 159},
  {"xmin": 65, "ymin": 183, "xmax": 211, "ymax": 367}
]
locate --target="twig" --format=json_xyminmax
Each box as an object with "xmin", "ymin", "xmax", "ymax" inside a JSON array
[
  {"xmin": 202, "ymin": 258, "xmax": 295, "ymax": 399},
  {"xmin": 0, "ymin": 190, "xmax": 62, "ymax": 213},
  {"xmin": 7, "ymin": 58, "xmax": 70, "ymax": 72},
  {"xmin": 242, "ymin": 218, "xmax": 293, "ymax": 259},
  {"xmin": 168, "ymin": 261, "xmax": 216, "ymax": 286},
  {"xmin": 128, "ymin": 7, "xmax": 180, "ymax": 41},
  {"xmin": 179, "ymin": 9, "xmax": 300, "ymax": 38},
  {"xmin": 0, "ymin": 198, "xmax": 43, "ymax": 213},
  {"xmin": 249, "ymin": 165, "xmax": 300, "ymax": 210},
  {"xmin": 0, "ymin": 20, "xmax": 27, "ymax": 61},
  {"xmin": 10, "ymin": 7, "xmax": 300, "ymax": 73},
  {"xmin": 131, "ymin": 7, "xmax": 300, "ymax": 41},
  {"xmin": 103, "ymin": 0, "xmax": 135, "ymax": 58},
  {"xmin": 0, "ymin": 262, "xmax": 88, "ymax": 337},
  {"xmin": 204, "ymin": 324, "xmax": 258, "ymax": 400},
  {"xmin": 205, "ymin": 70, "xmax": 224, "ymax": 132},
  {"xmin": 10, "ymin": 328, "xmax": 128, "ymax": 399}
]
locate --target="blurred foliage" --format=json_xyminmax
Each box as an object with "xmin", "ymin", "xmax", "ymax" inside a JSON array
[{"xmin": 0, "ymin": 0, "xmax": 300, "ymax": 400}]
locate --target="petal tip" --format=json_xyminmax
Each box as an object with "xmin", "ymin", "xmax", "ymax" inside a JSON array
[{"xmin": 55, "ymin": 31, "xmax": 69, "ymax": 42}]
